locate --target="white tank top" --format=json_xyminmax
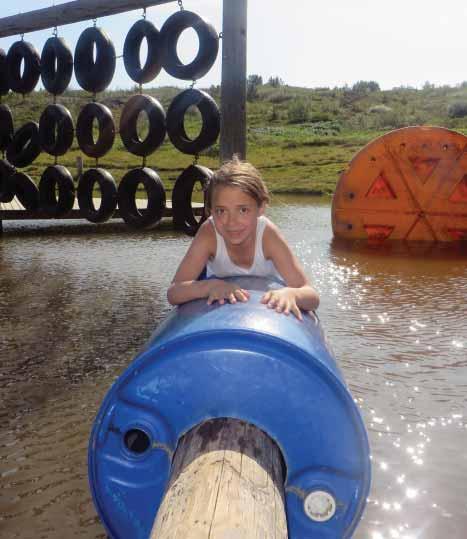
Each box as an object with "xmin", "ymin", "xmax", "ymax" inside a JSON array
[{"xmin": 206, "ymin": 215, "xmax": 282, "ymax": 281}]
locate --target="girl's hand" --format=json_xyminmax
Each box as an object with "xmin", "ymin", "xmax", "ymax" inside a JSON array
[
  {"xmin": 261, "ymin": 288, "xmax": 303, "ymax": 321},
  {"xmin": 207, "ymin": 280, "xmax": 250, "ymax": 305}
]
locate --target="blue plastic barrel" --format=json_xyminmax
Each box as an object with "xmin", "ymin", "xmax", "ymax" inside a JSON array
[{"xmin": 89, "ymin": 276, "xmax": 371, "ymax": 538}]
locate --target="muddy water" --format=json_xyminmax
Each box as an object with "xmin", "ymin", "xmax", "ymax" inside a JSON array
[{"xmin": 1, "ymin": 197, "xmax": 466, "ymax": 539}]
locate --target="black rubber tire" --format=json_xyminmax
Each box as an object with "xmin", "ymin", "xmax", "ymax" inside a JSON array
[
  {"xmin": 74, "ymin": 27, "xmax": 116, "ymax": 93},
  {"xmin": 39, "ymin": 104, "xmax": 74, "ymax": 156},
  {"xmin": 118, "ymin": 167, "xmax": 166, "ymax": 229},
  {"xmin": 77, "ymin": 168, "xmax": 117, "ymax": 223},
  {"xmin": 0, "ymin": 48, "xmax": 9, "ymax": 96},
  {"xmin": 76, "ymin": 102, "xmax": 115, "ymax": 158},
  {"xmin": 7, "ymin": 41, "xmax": 41, "ymax": 94},
  {"xmin": 0, "ymin": 104, "xmax": 14, "ymax": 151},
  {"xmin": 6, "ymin": 122, "xmax": 41, "ymax": 168},
  {"xmin": 41, "ymin": 37, "xmax": 73, "ymax": 95},
  {"xmin": 123, "ymin": 19, "xmax": 163, "ymax": 84},
  {"xmin": 166, "ymin": 89, "xmax": 220, "ymax": 154},
  {"xmin": 0, "ymin": 159, "xmax": 16, "ymax": 203},
  {"xmin": 11, "ymin": 171, "xmax": 39, "ymax": 210},
  {"xmin": 160, "ymin": 10, "xmax": 219, "ymax": 81},
  {"xmin": 119, "ymin": 94, "xmax": 166, "ymax": 156},
  {"xmin": 38, "ymin": 165, "xmax": 75, "ymax": 218},
  {"xmin": 172, "ymin": 164, "xmax": 211, "ymax": 235}
]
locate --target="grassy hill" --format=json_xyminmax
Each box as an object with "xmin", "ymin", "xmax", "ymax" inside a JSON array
[{"xmin": 4, "ymin": 80, "xmax": 467, "ymax": 196}]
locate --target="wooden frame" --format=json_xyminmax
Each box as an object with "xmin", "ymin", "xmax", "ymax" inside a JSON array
[{"xmin": 0, "ymin": 0, "xmax": 247, "ymax": 229}]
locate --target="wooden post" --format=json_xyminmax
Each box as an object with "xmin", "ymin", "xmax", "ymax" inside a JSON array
[
  {"xmin": 150, "ymin": 418, "xmax": 288, "ymax": 539},
  {"xmin": 220, "ymin": 0, "xmax": 248, "ymax": 161},
  {"xmin": 0, "ymin": 0, "xmax": 175, "ymax": 38}
]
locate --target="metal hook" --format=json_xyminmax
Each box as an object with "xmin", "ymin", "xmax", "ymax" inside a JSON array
[
  {"xmin": 178, "ymin": 0, "xmax": 184, "ymax": 11},
  {"xmin": 142, "ymin": 7, "xmax": 147, "ymax": 19}
]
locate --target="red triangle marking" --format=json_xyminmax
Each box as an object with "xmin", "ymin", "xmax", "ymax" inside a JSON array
[
  {"xmin": 366, "ymin": 173, "xmax": 397, "ymax": 199},
  {"xmin": 363, "ymin": 225, "xmax": 394, "ymax": 240},
  {"xmin": 449, "ymin": 175, "xmax": 467, "ymax": 203},
  {"xmin": 408, "ymin": 156, "xmax": 440, "ymax": 183},
  {"xmin": 446, "ymin": 228, "xmax": 467, "ymax": 241}
]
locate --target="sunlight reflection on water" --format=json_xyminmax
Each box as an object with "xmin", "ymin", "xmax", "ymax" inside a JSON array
[{"xmin": 0, "ymin": 197, "xmax": 466, "ymax": 538}]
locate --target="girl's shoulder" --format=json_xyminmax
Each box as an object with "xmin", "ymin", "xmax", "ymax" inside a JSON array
[
  {"xmin": 196, "ymin": 218, "xmax": 217, "ymax": 255},
  {"xmin": 261, "ymin": 216, "xmax": 283, "ymax": 258}
]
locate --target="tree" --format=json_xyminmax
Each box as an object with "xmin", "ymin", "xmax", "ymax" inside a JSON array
[
  {"xmin": 351, "ymin": 80, "xmax": 380, "ymax": 95},
  {"xmin": 268, "ymin": 76, "xmax": 284, "ymax": 88},
  {"xmin": 247, "ymin": 74, "xmax": 263, "ymax": 101}
]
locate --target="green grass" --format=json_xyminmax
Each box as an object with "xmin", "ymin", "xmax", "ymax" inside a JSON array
[{"xmin": 4, "ymin": 81, "xmax": 467, "ymax": 196}]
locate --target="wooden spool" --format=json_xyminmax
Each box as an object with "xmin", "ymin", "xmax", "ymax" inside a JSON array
[
  {"xmin": 332, "ymin": 126, "xmax": 467, "ymax": 242},
  {"xmin": 150, "ymin": 418, "xmax": 288, "ymax": 539}
]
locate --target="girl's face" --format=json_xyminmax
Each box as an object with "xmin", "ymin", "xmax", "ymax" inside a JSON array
[{"xmin": 211, "ymin": 186, "xmax": 264, "ymax": 246}]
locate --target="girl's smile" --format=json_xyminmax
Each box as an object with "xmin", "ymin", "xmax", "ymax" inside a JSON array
[{"xmin": 211, "ymin": 186, "xmax": 264, "ymax": 247}]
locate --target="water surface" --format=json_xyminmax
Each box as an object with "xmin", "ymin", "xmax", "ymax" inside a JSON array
[{"xmin": 1, "ymin": 197, "xmax": 466, "ymax": 538}]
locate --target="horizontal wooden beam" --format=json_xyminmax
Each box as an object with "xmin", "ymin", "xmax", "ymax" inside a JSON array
[{"xmin": 0, "ymin": 0, "xmax": 176, "ymax": 38}]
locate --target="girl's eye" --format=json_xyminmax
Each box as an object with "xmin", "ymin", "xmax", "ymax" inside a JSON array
[
  {"xmin": 215, "ymin": 208, "xmax": 224, "ymax": 216},
  {"xmin": 239, "ymin": 207, "xmax": 249, "ymax": 214}
]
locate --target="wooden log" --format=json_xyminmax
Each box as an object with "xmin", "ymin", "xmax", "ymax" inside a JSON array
[
  {"xmin": 220, "ymin": 0, "xmax": 247, "ymax": 162},
  {"xmin": 0, "ymin": 0, "xmax": 175, "ymax": 38},
  {"xmin": 150, "ymin": 418, "xmax": 288, "ymax": 539}
]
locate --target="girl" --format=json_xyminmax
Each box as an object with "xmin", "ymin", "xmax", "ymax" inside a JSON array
[{"xmin": 167, "ymin": 157, "xmax": 319, "ymax": 320}]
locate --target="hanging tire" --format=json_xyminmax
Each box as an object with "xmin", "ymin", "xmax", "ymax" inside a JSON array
[
  {"xmin": 7, "ymin": 41, "xmax": 41, "ymax": 94},
  {"xmin": 123, "ymin": 19, "xmax": 163, "ymax": 84},
  {"xmin": 172, "ymin": 164, "xmax": 211, "ymax": 235},
  {"xmin": 119, "ymin": 94, "xmax": 166, "ymax": 156},
  {"xmin": 39, "ymin": 165, "xmax": 75, "ymax": 217},
  {"xmin": 166, "ymin": 89, "xmax": 220, "ymax": 154},
  {"xmin": 160, "ymin": 10, "xmax": 219, "ymax": 80},
  {"xmin": 6, "ymin": 122, "xmax": 41, "ymax": 168},
  {"xmin": 118, "ymin": 167, "xmax": 166, "ymax": 229},
  {"xmin": 41, "ymin": 36, "xmax": 73, "ymax": 95},
  {"xmin": 74, "ymin": 27, "xmax": 116, "ymax": 93},
  {"xmin": 77, "ymin": 168, "xmax": 117, "ymax": 223},
  {"xmin": 11, "ymin": 171, "xmax": 39, "ymax": 210},
  {"xmin": 39, "ymin": 104, "xmax": 74, "ymax": 156},
  {"xmin": 0, "ymin": 48, "xmax": 9, "ymax": 96},
  {"xmin": 0, "ymin": 104, "xmax": 14, "ymax": 151},
  {"xmin": 76, "ymin": 103, "xmax": 115, "ymax": 158},
  {"xmin": 0, "ymin": 159, "xmax": 16, "ymax": 203}
]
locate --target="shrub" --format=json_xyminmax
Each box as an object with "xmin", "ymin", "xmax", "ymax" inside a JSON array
[
  {"xmin": 447, "ymin": 102, "xmax": 467, "ymax": 118},
  {"xmin": 287, "ymin": 100, "xmax": 311, "ymax": 123},
  {"xmin": 368, "ymin": 104, "xmax": 392, "ymax": 113}
]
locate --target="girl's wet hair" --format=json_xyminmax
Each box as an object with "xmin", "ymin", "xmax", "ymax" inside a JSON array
[{"xmin": 205, "ymin": 155, "xmax": 270, "ymax": 213}]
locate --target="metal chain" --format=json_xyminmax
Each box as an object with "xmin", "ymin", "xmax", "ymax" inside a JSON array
[
  {"xmin": 93, "ymin": 18, "xmax": 97, "ymax": 27},
  {"xmin": 142, "ymin": 7, "xmax": 147, "ymax": 19},
  {"xmin": 20, "ymin": 33, "xmax": 24, "ymax": 41},
  {"xmin": 142, "ymin": 156, "xmax": 147, "ymax": 168},
  {"xmin": 190, "ymin": 80, "xmax": 196, "ymax": 89},
  {"xmin": 193, "ymin": 154, "xmax": 199, "ymax": 165},
  {"xmin": 178, "ymin": 0, "xmax": 184, "ymax": 11}
]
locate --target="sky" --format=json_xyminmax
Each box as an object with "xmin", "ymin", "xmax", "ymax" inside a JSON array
[{"xmin": 1, "ymin": 0, "xmax": 467, "ymax": 91}]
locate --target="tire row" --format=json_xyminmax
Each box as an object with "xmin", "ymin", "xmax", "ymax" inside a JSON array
[
  {"xmin": 0, "ymin": 11, "xmax": 218, "ymax": 96},
  {"xmin": 0, "ymin": 161, "xmax": 210, "ymax": 233},
  {"xmin": 0, "ymin": 89, "xmax": 219, "ymax": 165}
]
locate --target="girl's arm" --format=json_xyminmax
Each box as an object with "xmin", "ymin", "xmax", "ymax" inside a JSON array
[
  {"xmin": 262, "ymin": 222, "xmax": 320, "ymax": 317},
  {"xmin": 167, "ymin": 221, "xmax": 249, "ymax": 305},
  {"xmin": 167, "ymin": 221, "xmax": 214, "ymax": 305}
]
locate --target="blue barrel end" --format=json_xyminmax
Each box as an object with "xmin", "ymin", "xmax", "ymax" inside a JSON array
[{"xmin": 89, "ymin": 277, "xmax": 371, "ymax": 539}]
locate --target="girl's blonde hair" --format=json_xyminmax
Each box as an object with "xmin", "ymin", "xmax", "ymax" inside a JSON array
[{"xmin": 205, "ymin": 155, "xmax": 270, "ymax": 213}]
